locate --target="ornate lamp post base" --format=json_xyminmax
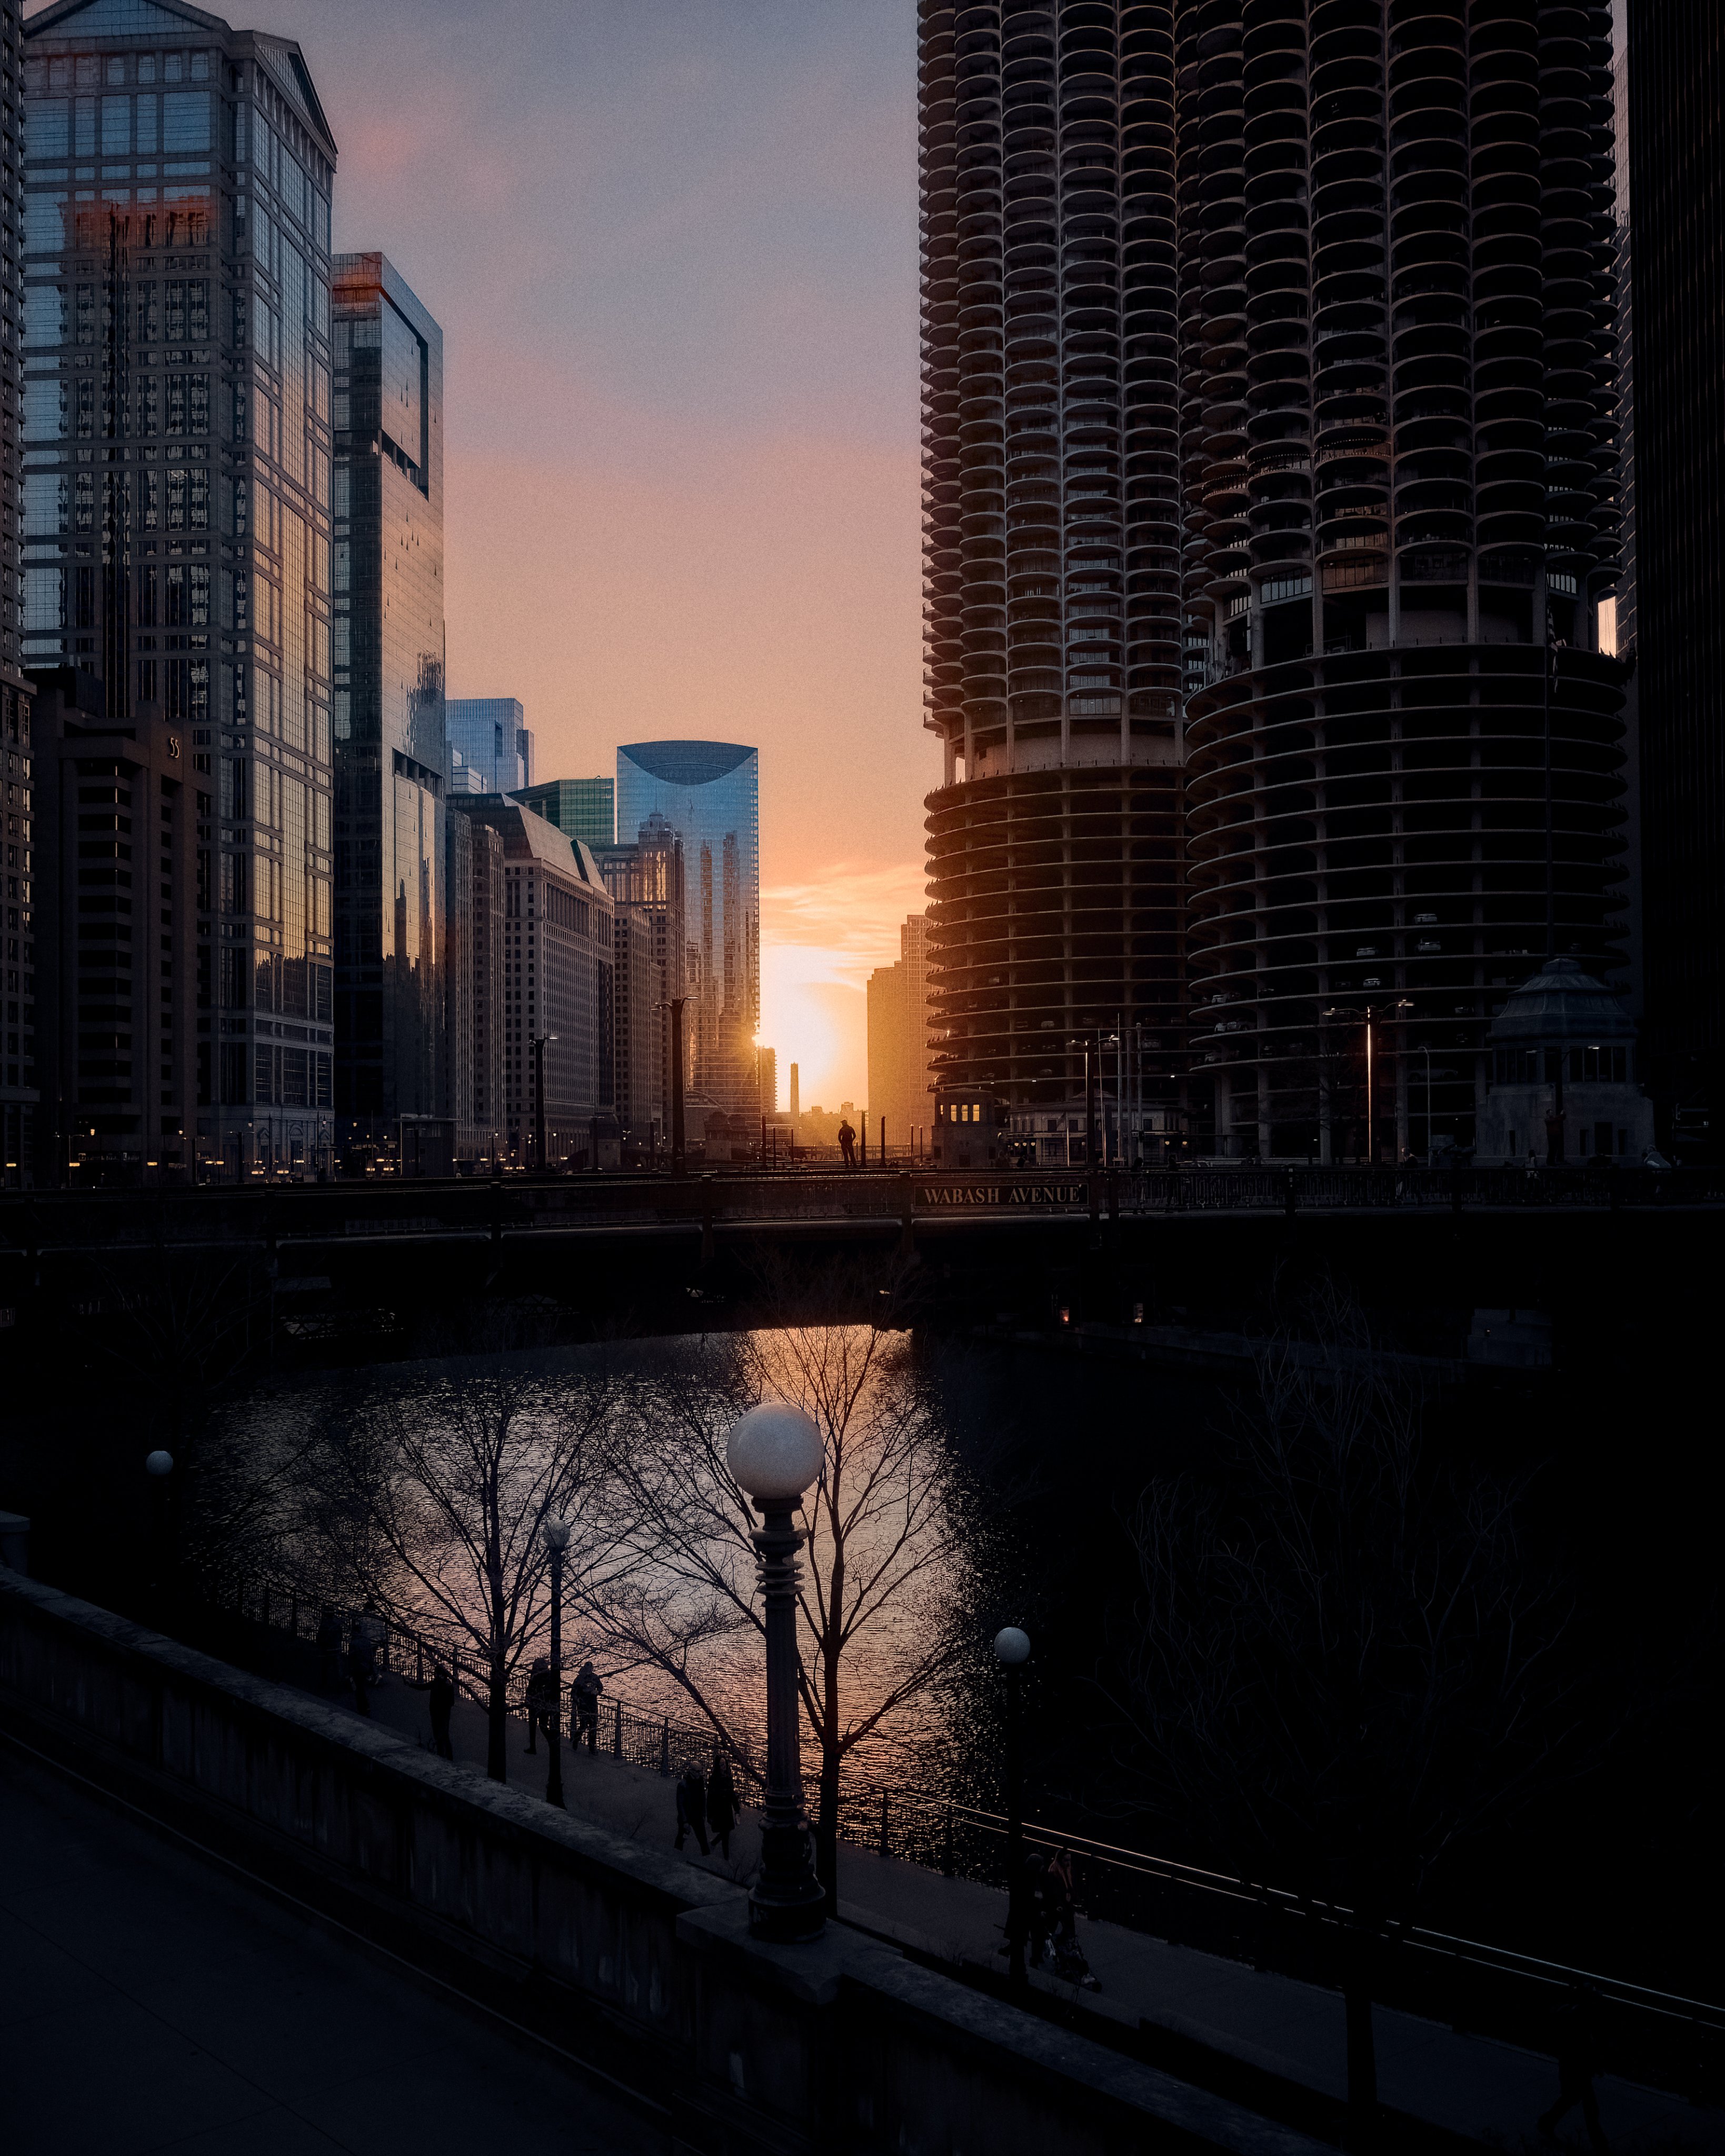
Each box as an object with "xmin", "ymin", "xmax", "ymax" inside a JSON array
[{"xmin": 726, "ymin": 1404, "xmax": 829, "ymax": 1945}]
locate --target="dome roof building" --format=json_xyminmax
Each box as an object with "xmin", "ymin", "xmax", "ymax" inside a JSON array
[{"xmin": 1475, "ymin": 961, "xmax": 1652, "ymax": 1166}]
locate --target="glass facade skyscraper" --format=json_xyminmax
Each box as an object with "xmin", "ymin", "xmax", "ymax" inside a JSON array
[
  {"xmin": 330, "ymin": 249, "xmax": 444, "ymax": 1136},
  {"xmin": 22, "ymin": 0, "xmax": 336, "ymax": 1176},
  {"xmin": 616, "ymin": 740, "xmax": 757, "ymax": 1114},
  {"xmin": 515, "ymin": 775, "xmax": 612, "ymax": 851},
  {"xmin": 446, "ymin": 695, "xmax": 530, "ymax": 795}
]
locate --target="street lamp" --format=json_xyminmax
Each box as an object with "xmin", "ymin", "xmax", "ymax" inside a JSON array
[
  {"xmin": 726, "ymin": 1402, "xmax": 827, "ymax": 1941},
  {"xmin": 994, "ymin": 1625, "xmax": 1031, "ymax": 1988},
  {"xmin": 532, "ymin": 1033, "xmax": 559, "ymax": 1173},
  {"xmin": 542, "ymin": 1518, "xmax": 570, "ymax": 1810}
]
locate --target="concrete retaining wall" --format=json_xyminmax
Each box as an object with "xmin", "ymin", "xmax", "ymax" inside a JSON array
[{"xmin": 0, "ymin": 1572, "xmax": 1321, "ymax": 2155}]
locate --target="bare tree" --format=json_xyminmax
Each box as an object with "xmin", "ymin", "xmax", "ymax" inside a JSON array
[
  {"xmin": 305, "ymin": 1312, "xmax": 626, "ymax": 1782},
  {"xmin": 1114, "ymin": 1297, "xmax": 1588, "ymax": 2134},
  {"xmin": 593, "ymin": 1294, "xmax": 975, "ymax": 1908}
]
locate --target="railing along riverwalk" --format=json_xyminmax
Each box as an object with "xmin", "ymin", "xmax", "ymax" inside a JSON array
[{"xmin": 194, "ymin": 1563, "xmax": 1724, "ymax": 2100}]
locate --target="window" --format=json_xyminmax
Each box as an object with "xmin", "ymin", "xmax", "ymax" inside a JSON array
[
  {"xmin": 101, "ymin": 95, "xmax": 129, "ymax": 156},
  {"xmin": 163, "ymin": 91, "xmax": 210, "ymax": 153}
]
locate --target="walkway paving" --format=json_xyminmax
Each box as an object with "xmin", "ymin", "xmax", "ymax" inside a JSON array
[
  {"xmin": 0, "ymin": 1740, "xmax": 667, "ymax": 2156},
  {"xmin": 352, "ymin": 1669, "xmax": 1721, "ymax": 2154}
]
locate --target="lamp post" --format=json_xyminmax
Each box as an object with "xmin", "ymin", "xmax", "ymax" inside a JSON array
[
  {"xmin": 994, "ymin": 1625, "xmax": 1031, "ymax": 1988},
  {"xmin": 726, "ymin": 1402, "xmax": 827, "ymax": 1941},
  {"xmin": 542, "ymin": 1518, "xmax": 569, "ymax": 1809},
  {"xmin": 532, "ymin": 1032, "xmax": 559, "ymax": 1173}
]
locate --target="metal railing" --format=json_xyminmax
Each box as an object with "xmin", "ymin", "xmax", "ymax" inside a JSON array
[{"xmin": 188, "ymin": 1562, "xmax": 1723, "ymax": 2098}]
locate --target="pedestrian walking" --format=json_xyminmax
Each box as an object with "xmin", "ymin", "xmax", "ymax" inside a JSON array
[
  {"xmin": 1539, "ymin": 1980, "xmax": 1612, "ymax": 2152},
  {"xmin": 405, "ymin": 1660, "xmax": 455, "ymax": 1759},
  {"xmin": 572, "ymin": 1660, "xmax": 603, "ymax": 1753},
  {"xmin": 707, "ymin": 1751, "xmax": 739, "ymax": 1859},
  {"xmin": 524, "ymin": 1656, "xmax": 555, "ymax": 1754},
  {"xmin": 674, "ymin": 1764, "xmax": 710, "ymax": 1855},
  {"xmin": 314, "ymin": 1604, "xmax": 342, "ymax": 1694}
]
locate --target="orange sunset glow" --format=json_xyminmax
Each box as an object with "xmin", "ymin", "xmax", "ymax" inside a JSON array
[{"xmin": 174, "ymin": 0, "xmax": 930, "ymax": 1107}]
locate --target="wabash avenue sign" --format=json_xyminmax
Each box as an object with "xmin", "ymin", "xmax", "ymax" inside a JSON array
[{"xmin": 914, "ymin": 1181, "xmax": 1089, "ymax": 1211}]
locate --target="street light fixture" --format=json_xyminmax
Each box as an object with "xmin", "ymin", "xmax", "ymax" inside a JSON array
[
  {"xmin": 726, "ymin": 1402, "xmax": 827, "ymax": 1941},
  {"xmin": 542, "ymin": 1518, "xmax": 570, "ymax": 1810},
  {"xmin": 994, "ymin": 1624, "xmax": 1031, "ymax": 1989}
]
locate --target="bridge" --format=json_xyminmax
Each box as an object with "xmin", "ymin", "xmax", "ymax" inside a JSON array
[{"xmin": 2, "ymin": 1165, "xmax": 1720, "ymax": 1386}]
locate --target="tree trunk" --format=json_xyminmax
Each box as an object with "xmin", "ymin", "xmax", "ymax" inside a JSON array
[
  {"xmin": 1343, "ymin": 1918, "xmax": 1379, "ymax": 2149},
  {"xmin": 815, "ymin": 1745, "xmax": 840, "ymax": 1914},
  {"xmin": 487, "ymin": 1658, "xmax": 508, "ymax": 1783}
]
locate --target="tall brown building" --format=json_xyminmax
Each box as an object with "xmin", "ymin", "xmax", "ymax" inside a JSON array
[
  {"xmin": 866, "ymin": 912, "xmax": 934, "ymax": 1151},
  {"xmin": 31, "ymin": 670, "xmax": 208, "ymax": 1179}
]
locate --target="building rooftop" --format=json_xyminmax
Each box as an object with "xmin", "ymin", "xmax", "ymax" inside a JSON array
[{"xmin": 1489, "ymin": 959, "xmax": 1637, "ymax": 1045}]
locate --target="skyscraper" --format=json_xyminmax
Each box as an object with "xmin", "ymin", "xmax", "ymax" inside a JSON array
[
  {"xmin": 515, "ymin": 775, "xmax": 613, "ymax": 852},
  {"xmin": 1177, "ymin": 1, "xmax": 1627, "ymax": 1160},
  {"xmin": 866, "ymin": 912, "xmax": 933, "ymax": 1151},
  {"xmin": 1626, "ymin": 7, "xmax": 1724, "ymax": 1138},
  {"xmin": 917, "ymin": 4, "xmax": 1187, "ymax": 1154},
  {"xmin": 22, "ymin": 1, "xmax": 337, "ymax": 1178},
  {"xmin": 329, "ymin": 251, "xmax": 445, "ymax": 1145},
  {"xmin": 596, "ymin": 808, "xmax": 685, "ymax": 1143},
  {"xmin": 446, "ymin": 695, "xmax": 530, "ymax": 795},
  {"xmin": 2, "ymin": 0, "xmax": 33, "ymax": 1183},
  {"xmin": 615, "ymin": 741, "xmax": 758, "ymax": 1115},
  {"xmin": 451, "ymin": 796, "xmax": 613, "ymax": 1163}
]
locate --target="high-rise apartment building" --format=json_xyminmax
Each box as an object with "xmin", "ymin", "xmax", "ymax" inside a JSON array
[
  {"xmin": 451, "ymin": 796, "xmax": 612, "ymax": 1163},
  {"xmin": 1627, "ymin": 6, "xmax": 1724, "ymax": 1137},
  {"xmin": 918, "ymin": 4, "xmax": 1187, "ymax": 1156},
  {"xmin": 615, "ymin": 740, "xmax": 757, "ymax": 1116},
  {"xmin": 516, "ymin": 774, "xmax": 613, "ymax": 851},
  {"xmin": 328, "ymin": 251, "xmax": 445, "ymax": 1145},
  {"xmin": 442, "ymin": 788, "xmax": 501, "ymax": 1161},
  {"xmin": 2, "ymin": 0, "xmax": 33, "ymax": 1183},
  {"xmin": 446, "ymin": 695, "xmax": 530, "ymax": 795},
  {"xmin": 1177, "ymin": 1, "xmax": 1627, "ymax": 1160},
  {"xmin": 22, "ymin": 1, "xmax": 337, "ymax": 1178}
]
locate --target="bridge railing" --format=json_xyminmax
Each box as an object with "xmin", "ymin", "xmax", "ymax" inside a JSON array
[
  {"xmin": 5, "ymin": 1162, "xmax": 1725, "ymax": 1257},
  {"xmin": 190, "ymin": 1561, "xmax": 1723, "ymax": 2096}
]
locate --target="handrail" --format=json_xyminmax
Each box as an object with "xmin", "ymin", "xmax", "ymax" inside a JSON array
[{"xmin": 187, "ymin": 1563, "xmax": 1725, "ymax": 2075}]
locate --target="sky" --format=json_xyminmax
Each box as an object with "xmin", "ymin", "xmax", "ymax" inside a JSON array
[{"xmin": 35, "ymin": 0, "xmax": 929, "ymax": 1105}]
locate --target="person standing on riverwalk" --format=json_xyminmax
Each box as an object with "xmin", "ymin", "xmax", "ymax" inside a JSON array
[
  {"xmin": 405, "ymin": 1662, "xmax": 455, "ymax": 1760},
  {"xmin": 675, "ymin": 1765, "xmax": 710, "ymax": 1855},
  {"xmin": 524, "ymin": 1658, "xmax": 556, "ymax": 1754},
  {"xmin": 572, "ymin": 1661, "xmax": 603, "ymax": 1752},
  {"xmin": 707, "ymin": 1752, "xmax": 739, "ymax": 1859}
]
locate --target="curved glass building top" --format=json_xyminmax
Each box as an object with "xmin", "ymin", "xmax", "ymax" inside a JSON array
[{"xmin": 618, "ymin": 739, "xmax": 754, "ymax": 788}]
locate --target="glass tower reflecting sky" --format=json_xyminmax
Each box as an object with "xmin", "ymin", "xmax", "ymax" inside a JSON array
[
  {"xmin": 22, "ymin": 0, "xmax": 337, "ymax": 1172},
  {"xmin": 616, "ymin": 740, "xmax": 757, "ymax": 1113},
  {"xmin": 330, "ymin": 248, "xmax": 443, "ymax": 1134}
]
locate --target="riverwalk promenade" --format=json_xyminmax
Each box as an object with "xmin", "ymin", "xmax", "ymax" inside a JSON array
[
  {"xmin": 350, "ymin": 1667, "xmax": 1718, "ymax": 2155},
  {"xmin": 0, "ymin": 1741, "xmax": 666, "ymax": 2155}
]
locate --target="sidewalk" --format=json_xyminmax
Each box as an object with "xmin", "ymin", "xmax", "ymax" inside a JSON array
[
  {"xmin": 0, "ymin": 1739, "xmax": 666, "ymax": 2156},
  {"xmin": 353, "ymin": 1665, "xmax": 1720, "ymax": 2154}
]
